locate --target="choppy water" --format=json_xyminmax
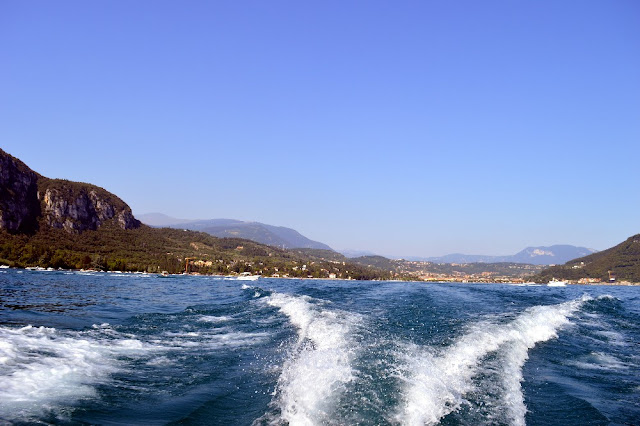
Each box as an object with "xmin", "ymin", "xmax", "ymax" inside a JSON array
[{"xmin": 1, "ymin": 269, "xmax": 639, "ymax": 425}]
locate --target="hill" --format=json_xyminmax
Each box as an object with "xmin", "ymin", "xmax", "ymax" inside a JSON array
[
  {"xmin": 139, "ymin": 213, "xmax": 333, "ymax": 251},
  {"xmin": 0, "ymin": 148, "xmax": 139, "ymax": 235},
  {"xmin": 422, "ymin": 245, "xmax": 596, "ymax": 265},
  {"xmin": 532, "ymin": 235, "xmax": 640, "ymax": 283},
  {"xmin": 271, "ymin": 250, "xmax": 545, "ymax": 282},
  {"xmin": 0, "ymin": 149, "xmax": 389, "ymax": 280}
]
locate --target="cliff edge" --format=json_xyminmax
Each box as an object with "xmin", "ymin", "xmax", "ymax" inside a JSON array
[{"xmin": 0, "ymin": 148, "xmax": 140, "ymax": 234}]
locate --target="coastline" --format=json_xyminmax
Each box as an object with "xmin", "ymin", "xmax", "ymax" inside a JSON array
[{"xmin": 2, "ymin": 265, "xmax": 638, "ymax": 286}]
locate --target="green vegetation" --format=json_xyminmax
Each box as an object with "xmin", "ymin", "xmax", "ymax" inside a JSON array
[
  {"xmin": 0, "ymin": 223, "xmax": 393, "ymax": 280},
  {"xmin": 279, "ymin": 251, "xmax": 545, "ymax": 281},
  {"xmin": 4, "ymin": 148, "xmax": 640, "ymax": 284},
  {"xmin": 0, "ymin": 148, "xmax": 394, "ymax": 280},
  {"xmin": 38, "ymin": 177, "xmax": 130, "ymax": 212},
  {"xmin": 289, "ymin": 248, "xmax": 350, "ymax": 262},
  {"xmin": 532, "ymin": 234, "xmax": 640, "ymax": 283}
]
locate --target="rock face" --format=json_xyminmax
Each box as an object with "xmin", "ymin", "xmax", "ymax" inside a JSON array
[
  {"xmin": 0, "ymin": 150, "xmax": 41, "ymax": 233},
  {"xmin": 0, "ymin": 149, "xmax": 140, "ymax": 234},
  {"xmin": 40, "ymin": 184, "xmax": 140, "ymax": 233}
]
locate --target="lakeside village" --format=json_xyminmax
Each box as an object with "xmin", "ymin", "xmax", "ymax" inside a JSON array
[
  {"xmin": 396, "ymin": 260, "xmax": 629, "ymax": 285},
  {"xmin": 1, "ymin": 257, "xmax": 629, "ymax": 285}
]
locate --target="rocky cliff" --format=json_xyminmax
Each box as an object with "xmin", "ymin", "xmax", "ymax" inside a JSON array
[
  {"xmin": 0, "ymin": 148, "xmax": 140, "ymax": 234},
  {"xmin": 0, "ymin": 150, "xmax": 41, "ymax": 233}
]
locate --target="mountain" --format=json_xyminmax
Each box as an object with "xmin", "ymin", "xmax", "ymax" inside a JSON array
[
  {"xmin": 136, "ymin": 213, "xmax": 197, "ymax": 227},
  {"xmin": 508, "ymin": 245, "xmax": 597, "ymax": 265},
  {"xmin": 1, "ymin": 149, "xmax": 389, "ymax": 279},
  {"xmin": 418, "ymin": 253, "xmax": 498, "ymax": 263},
  {"xmin": 422, "ymin": 245, "xmax": 597, "ymax": 265},
  {"xmin": 293, "ymin": 250, "xmax": 546, "ymax": 281},
  {"xmin": 138, "ymin": 214, "xmax": 333, "ymax": 251},
  {"xmin": 338, "ymin": 249, "xmax": 378, "ymax": 258},
  {"xmin": 533, "ymin": 235, "xmax": 640, "ymax": 283},
  {"xmin": 0, "ymin": 148, "xmax": 140, "ymax": 234}
]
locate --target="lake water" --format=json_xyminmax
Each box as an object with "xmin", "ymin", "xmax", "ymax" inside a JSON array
[{"xmin": 0, "ymin": 269, "xmax": 638, "ymax": 425}]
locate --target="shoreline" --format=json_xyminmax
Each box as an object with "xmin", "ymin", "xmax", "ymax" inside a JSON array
[{"xmin": 2, "ymin": 265, "xmax": 638, "ymax": 286}]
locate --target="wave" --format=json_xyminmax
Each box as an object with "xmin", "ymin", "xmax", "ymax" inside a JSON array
[
  {"xmin": 262, "ymin": 293, "xmax": 361, "ymax": 425},
  {"xmin": 395, "ymin": 295, "xmax": 597, "ymax": 426},
  {"xmin": 569, "ymin": 351, "xmax": 631, "ymax": 371},
  {"xmin": 197, "ymin": 315, "xmax": 232, "ymax": 323},
  {"xmin": 0, "ymin": 317, "xmax": 268, "ymax": 423},
  {"xmin": 0, "ymin": 325, "xmax": 148, "ymax": 421}
]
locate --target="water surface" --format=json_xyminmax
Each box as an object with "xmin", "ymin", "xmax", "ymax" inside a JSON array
[{"xmin": 1, "ymin": 269, "xmax": 638, "ymax": 425}]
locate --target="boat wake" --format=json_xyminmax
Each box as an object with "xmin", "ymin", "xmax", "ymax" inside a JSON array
[
  {"xmin": 260, "ymin": 293, "xmax": 362, "ymax": 425},
  {"xmin": 255, "ymin": 292, "xmax": 617, "ymax": 425},
  {"xmin": 1, "ymin": 281, "xmax": 623, "ymax": 426},
  {"xmin": 0, "ymin": 325, "xmax": 148, "ymax": 421},
  {"xmin": 394, "ymin": 295, "xmax": 598, "ymax": 426},
  {"xmin": 0, "ymin": 318, "xmax": 268, "ymax": 423}
]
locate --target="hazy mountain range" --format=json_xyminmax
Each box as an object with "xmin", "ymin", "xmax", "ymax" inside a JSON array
[
  {"xmin": 413, "ymin": 245, "xmax": 598, "ymax": 265},
  {"xmin": 0, "ymin": 150, "xmax": 385, "ymax": 279},
  {"xmin": 3, "ymin": 148, "xmax": 631, "ymax": 281},
  {"xmin": 534, "ymin": 235, "xmax": 640, "ymax": 282},
  {"xmin": 339, "ymin": 249, "xmax": 378, "ymax": 258},
  {"xmin": 138, "ymin": 213, "xmax": 333, "ymax": 251},
  {"xmin": 140, "ymin": 214, "xmax": 597, "ymax": 266}
]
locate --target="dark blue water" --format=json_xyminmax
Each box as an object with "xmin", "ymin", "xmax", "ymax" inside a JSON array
[{"xmin": 1, "ymin": 269, "xmax": 639, "ymax": 425}]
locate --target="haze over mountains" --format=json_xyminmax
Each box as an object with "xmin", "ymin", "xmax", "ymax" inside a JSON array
[
  {"xmin": 138, "ymin": 213, "xmax": 333, "ymax": 251},
  {"xmin": 0, "ymin": 149, "xmax": 389, "ymax": 279},
  {"xmin": 3, "ymin": 147, "xmax": 637, "ymax": 282},
  {"xmin": 140, "ymin": 214, "xmax": 596, "ymax": 266},
  {"xmin": 419, "ymin": 245, "xmax": 598, "ymax": 266},
  {"xmin": 534, "ymin": 234, "xmax": 640, "ymax": 283}
]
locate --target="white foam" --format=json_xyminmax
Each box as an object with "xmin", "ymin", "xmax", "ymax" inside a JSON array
[
  {"xmin": 202, "ymin": 331, "xmax": 269, "ymax": 348},
  {"xmin": 597, "ymin": 294, "xmax": 617, "ymax": 301},
  {"xmin": 592, "ymin": 329, "xmax": 628, "ymax": 347},
  {"xmin": 146, "ymin": 356, "xmax": 174, "ymax": 366},
  {"xmin": 0, "ymin": 325, "xmax": 148, "ymax": 421},
  {"xmin": 197, "ymin": 315, "xmax": 231, "ymax": 323},
  {"xmin": 164, "ymin": 331, "xmax": 202, "ymax": 337},
  {"xmin": 265, "ymin": 293, "xmax": 360, "ymax": 425},
  {"xmin": 570, "ymin": 351, "xmax": 630, "ymax": 371},
  {"xmin": 396, "ymin": 295, "xmax": 591, "ymax": 426},
  {"xmin": 150, "ymin": 330, "xmax": 269, "ymax": 350},
  {"xmin": 0, "ymin": 320, "xmax": 268, "ymax": 422}
]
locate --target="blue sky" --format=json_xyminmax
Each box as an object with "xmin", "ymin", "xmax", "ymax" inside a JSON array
[{"xmin": 2, "ymin": 1, "xmax": 639, "ymax": 257}]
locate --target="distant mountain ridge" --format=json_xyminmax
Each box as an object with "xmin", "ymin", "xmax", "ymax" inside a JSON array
[
  {"xmin": 0, "ymin": 151, "xmax": 392, "ymax": 280},
  {"xmin": 138, "ymin": 213, "xmax": 333, "ymax": 251},
  {"xmin": 419, "ymin": 245, "xmax": 597, "ymax": 265},
  {"xmin": 338, "ymin": 249, "xmax": 378, "ymax": 258},
  {"xmin": 534, "ymin": 234, "xmax": 640, "ymax": 283}
]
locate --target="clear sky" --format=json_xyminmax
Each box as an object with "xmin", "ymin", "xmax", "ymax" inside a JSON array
[{"xmin": 2, "ymin": 1, "xmax": 639, "ymax": 258}]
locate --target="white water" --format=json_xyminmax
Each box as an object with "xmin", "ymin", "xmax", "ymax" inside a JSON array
[
  {"xmin": 569, "ymin": 351, "xmax": 631, "ymax": 371},
  {"xmin": 0, "ymin": 321, "xmax": 268, "ymax": 422},
  {"xmin": 265, "ymin": 293, "xmax": 360, "ymax": 425},
  {"xmin": 395, "ymin": 295, "xmax": 594, "ymax": 426},
  {"xmin": 197, "ymin": 315, "xmax": 232, "ymax": 323},
  {"xmin": 0, "ymin": 325, "xmax": 147, "ymax": 421}
]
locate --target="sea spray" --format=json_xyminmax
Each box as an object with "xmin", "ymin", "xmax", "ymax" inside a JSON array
[
  {"xmin": 0, "ymin": 320, "xmax": 269, "ymax": 422},
  {"xmin": 396, "ymin": 295, "xmax": 595, "ymax": 426},
  {"xmin": 3, "ymin": 268, "xmax": 636, "ymax": 425},
  {"xmin": 0, "ymin": 325, "xmax": 145, "ymax": 421},
  {"xmin": 264, "ymin": 293, "xmax": 361, "ymax": 425}
]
